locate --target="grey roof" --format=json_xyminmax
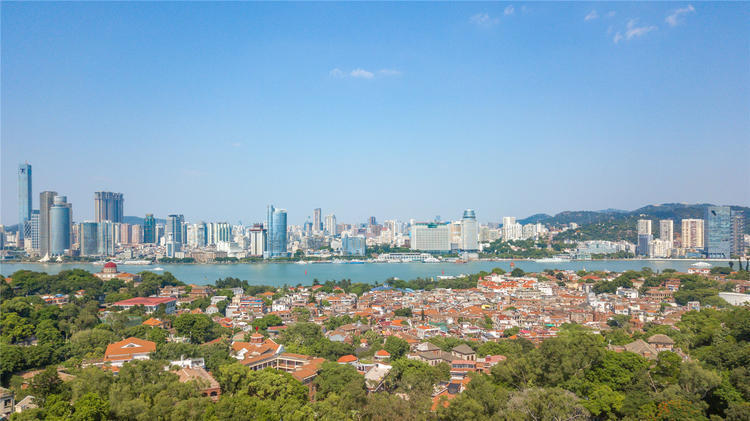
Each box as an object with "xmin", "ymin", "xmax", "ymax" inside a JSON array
[
  {"xmin": 624, "ymin": 339, "xmax": 658, "ymax": 359},
  {"xmin": 647, "ymin": 334, "xmax": 675, "ymax": 345},
  {"xmin": 452, "ymin": 344, "xmax": 475, "ymax": 355}
]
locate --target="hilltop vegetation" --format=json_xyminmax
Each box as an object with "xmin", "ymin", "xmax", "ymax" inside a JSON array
[
  {"xmin": 1, "ymin": 269, "xmax": 749, "ymax": 420},
  {"xmin": 524, "ymin": 203, "xmax": 750, "ymax": 243}
]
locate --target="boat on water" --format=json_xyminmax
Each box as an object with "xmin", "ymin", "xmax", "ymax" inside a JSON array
[
  {"xmin": 535, "ymin": 257, "xmax": 572, "ymax": 263},
  {"xmin": 122, "ymin": 260, "xmax": 153, "ymax": 265},
  {"xmin": 423, "ymin": 257, "xmax": 441, "ymax": 263},
  {"xmin": 150, "ymin": 267, "xmax": 165, "ymax": 271}
]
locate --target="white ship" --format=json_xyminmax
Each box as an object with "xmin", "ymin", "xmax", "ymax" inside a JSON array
[{"xmin": 535, "ymin": 256, "xmax": 571, "ymax": 263}]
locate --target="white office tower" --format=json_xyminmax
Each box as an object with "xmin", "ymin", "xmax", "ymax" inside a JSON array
[
  {"xmin": 460, "ymin": 209, "xmax": 478, "ymax": 251},
  {"xmin": 411, "ymin": 222, "xmax": 451, "ymax": 253}
]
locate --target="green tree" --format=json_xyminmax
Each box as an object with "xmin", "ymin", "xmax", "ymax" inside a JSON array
[
  {"xmin": 383, "ymin": 336, "xmax": 410, "ymax": 359},
  {"xmin": 71, "ymin": 392, "xmax": 109, "ymax": 421}
]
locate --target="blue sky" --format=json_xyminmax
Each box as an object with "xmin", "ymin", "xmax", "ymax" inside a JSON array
[{"xmin": 2, "ymin": 2, "xmax": 749, "ymax": 225}]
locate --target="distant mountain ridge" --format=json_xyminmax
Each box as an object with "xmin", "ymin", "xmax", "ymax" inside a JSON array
[
  {"xmin": 527, "ymin": 203, "xmax": 750, "ymax": 242},
  {"xmin": 523, "ymin": 203, "xmax": 749, "ymax": 227},
  {"xmin": 123, "ymin": 216, "xmax": 166, "ymax": 225}
]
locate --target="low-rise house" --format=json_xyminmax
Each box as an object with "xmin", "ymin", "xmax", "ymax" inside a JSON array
[
  {"xmin": 175, "ymin": 367, "xmax": 221, "ymax": 401},
  {"xmin": 0, "ymin": 387, "xmax": 14, "ymax": 419},
  {"xmin": 104, "ymin": 337, "xmax": 156, "ymax": 367},
  {"xmin": 647, "ymin": 334, "xmax": 675, "ymax": 352},
  {"xmin": 451, "ymin": 344, "xmax": 476, "ymax": 362},
  {"xmin": 112, "ymin": 297, "xmax": 177, "ymax": 314},
  {"xmin": 374, "ymin": 349, "xmax": 391, "ymax": 362}
]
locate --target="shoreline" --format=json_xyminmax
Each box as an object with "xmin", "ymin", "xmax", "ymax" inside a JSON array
[{"xmin": 1, "ymin": 257, "xmax": 735, "ymax": 266}]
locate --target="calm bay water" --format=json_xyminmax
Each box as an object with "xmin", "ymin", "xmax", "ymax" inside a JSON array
[{"xmin": 0, "ymin": 260, "xmax": 712, "ymax": 287}]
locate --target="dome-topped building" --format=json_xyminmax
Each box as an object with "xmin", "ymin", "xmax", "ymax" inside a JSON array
[{"xmin": 95, "ymin": 261, "xmax": 141, "ymax": 283}]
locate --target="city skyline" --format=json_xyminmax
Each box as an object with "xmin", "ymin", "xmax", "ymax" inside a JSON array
[
  {"xmin": 6, "ymin": 160, "xmax": 750, "ymax": 227},
  {"xmin": 2, "ymin": 2, "xmax": 749, "ymax": 225}
]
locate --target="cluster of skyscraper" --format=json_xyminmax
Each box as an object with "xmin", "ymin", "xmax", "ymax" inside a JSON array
[
  {"xmin": 636, "ymin": 206, "xmax": 745, "ymax": 259},
  {"xmin": 16, "ymin": 163, "xmax": 129, "ymax": 258},
  {"xmin": 12, "ymin": 161, "xmax": 746, "ymax": 261}
]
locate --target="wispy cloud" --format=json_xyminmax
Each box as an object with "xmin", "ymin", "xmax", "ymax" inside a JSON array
[
  {"xmin": 329, "ymin": 68, "xmax": 400, "ymax": 79},
  {"xmin": 504, "ymin": 5, "xmax": 514, "ymax": 16},
  {"xmin": 614, "ymin": 19, "xmax": 657, "ymax": 43},
  {"xmin": 469, "ymin": 12, "xmax": 500, "ymax": 28},
  {"xmin": 329, "ymin": 68, "xmax": 345, "ymax": 78},
  {"xmin": 585, "ymin": 10, "xmax": 599, "ymax": 21},
  {"xmin": 666, "ymin": 5, "xmax": 695, "ymax": 27},
  {"xmin": 231, "ymin": 142, "xmax": 243, "ymax": 148},
  {"xmin": 606, "ymin": 11, "xmax": 616, "ymax": 18},
  {"xmin": 350, "ymin": 68, "xmax": 374, "ymax": 79}
]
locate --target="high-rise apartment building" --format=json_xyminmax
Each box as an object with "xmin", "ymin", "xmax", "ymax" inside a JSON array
[
  {"xmin": 501, "ymin": 217, "xmax": 522, "ymax": 241},
  {"xmin": 325, "ymin": 214, "xmax": 337, "ymax": 236},
  {"xmin": 49, "ymin": 196, "xmax": 72, "ymax": 255},
  {"xmin": 18, "ymin": 163, "xmax": 32, "ymax": 245},
  {"xmin": 131, "ymin": 224, "xmax": 142, "ymax": 244},
  {"xmin": 143, "ymin": 214, "xmax": 156, "ymax": 243},
  {"xmin": 460, "ymin": 209, "xmax": 478, "ymax": 251},
  {"xmin": 94, "ymin": 192, "xmax": 124, "ymax": 223},
  {"xmin": 29, "ymin": 210, "xmax": 40, "ymax": 251},
  {"xmin": 730, "ymin": 211, "xmax": 745, "ymax": 257},
  {"xmin": 265, "ymin": 205, "xmax": 288, "ymax": 258},
  {"xmin": 705, "ymin": 206, "xmax": 731, "ymax": 259},
  {"xmin": 637, "ymin": 219, "xmax": 652, "ymax": 256},
  {"xmin": 681, "ymin": 219, "xmax": 704, "ymax": 249},
  {"xmin": 411, "ymin": 222, "xmax": 451, "ymax": 253},
  {"xmin": 659, "ymin": 220, "xmax": 674, "ymax": 243},
  {"xmin": 79, "ymin": 222, "xmax": 98, "ymax": 256},
  {"xmin": 249, "ymin": 224, "xmax": 266, "ymax": 256},
  {"xmin": 313, "ymin": 208, "xmax": 322, "ymax": 233},
  {"xmin": 39, "ymin": 191, "xmax": 58, "ymax": 257}
]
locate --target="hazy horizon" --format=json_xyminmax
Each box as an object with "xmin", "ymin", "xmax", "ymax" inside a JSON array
[{"xmin": 3, "ymin": 2, "xmax": 749, "ymax": 225}]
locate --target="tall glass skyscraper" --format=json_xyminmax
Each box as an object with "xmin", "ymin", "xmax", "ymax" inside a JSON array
[
  {"xmin": 39, "ymin": 191, "xmax": 58, "ymax": 257},
  {"xmin": 94, "ymin": 191, "xmax": 124, "ymax": 223},
  {"xmin": 79, "ymin": 222, "xmax": 98, "ymax": 256},
  {"xmin": 166, "ymin": 214, "xmax": 185, "ymax": 244},
  {"xmin": 143, "ymin": 214, "xmax": 156, "ymax": 243},
  {"xmin": 265, "ymin": 205, "xmax": 288, "ymax": 258},
  {"xmin": 705, "ymin": 206, "xmax": 731, "ymax": 259},
  {"xmin": 49, "ymin": 195, "xmax": 72, "ymax": 256},
  {"xmin": 18, "ymin": 163, "xmax": 32, "ymax": 244},
  {"xmin": 97, "ymin": 221, "xmax": 115, "ymax": 256}
]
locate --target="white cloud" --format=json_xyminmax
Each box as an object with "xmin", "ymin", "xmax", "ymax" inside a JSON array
[
  {"xmin": 350, "ymin": 68, "xmax": 374, "ymax": 79},
  {"xmin": 585, "ymin": 10, "xmax": 599, "ymax": 21},
  {"xmin": 666, "ymin": 5, "xmax": 695, "ymax": 27},
  {"xmin": 504, "ymin": 5, "xmax": 514, "ymax": 16},
  {"xmin": 469, "ymin": 12, "xmax": 500, "ymax": 27},
  {"xmin": 329, "ymin": 68, "xmax": 345, "ymax": 78},
  {"xmin": 607, "ymin": 11, "xmax": 616, "ymax": 18},
  {"xmin": 231, "ymin": 142, "xmax": 242, "ymax": 148},
  {"xmin": 330, "ymin": 68, "xmax": 399, "ymax": 79},
  {"xmin": 614, "ymin": 19, "xmax": 657, "ymax": 43}
]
